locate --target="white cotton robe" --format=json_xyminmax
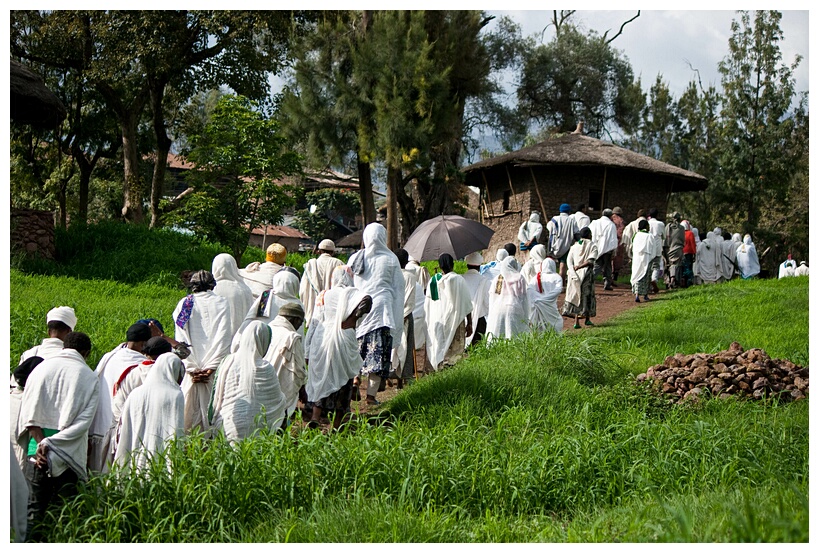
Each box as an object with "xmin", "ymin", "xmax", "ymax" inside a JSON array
[
  {"xmin": 348, "ymin": 223, "xmax": 404, "ymax": 343},
  {"xmin": 88, "ymin": 344, "xmax": 148, "ymax": 473},
  {"xmin": 405, "ymin": 259, "xmax": 431, "ymax": 292},
  {"xmin": 266, "ymin": 316, "xmax": 306, "ymax": 419},
  {"xmin": 779, "ymin": 260, "xmax": 797, "ymax": 279},
  {"xmin": 19, "ymin": 337, "xmax": 65, "ymax": 364},
  {"xmin": 10, "ymin": 443, "xmax": 28, "ymax": 542},
  {"xmin": 520, "ymin": 245, "xmax": 547, "ymax": 285},
  {"xmin": 173, "ymin": 290, "xmax": 232, "ymax": 433},
  {"xmin": 696, "ymin": 232, "xmax": 724, "ymax": 283},
  {"xmin": 412, "ymin": 281, "xmax": 427, "ymax": 348},
  {"xmin": 391, "ymin": 268, "xmax": 418, "ymax": 375},
  {"xmin": 736, "ymin": 235, "xmax": 760, "ymax": 279},
  {"xmin": 113, "ymin": 353, "xmax": 184, "ymax": 472},
  {"xmin": 306, "ymin": 286, "xmax": 366, "ymax": 403},
  {"xmin": 425, "ymin": 272, "xmax": 473, "ymax": 369},
  {"xmin": 486, "ymin": 257, "xmax": 530, "ymax": 343},
  {"xmin": 526, "ymin": 257, "xmax": 563, "ymax": 333},
  {"xmin": 239, "ymin": 260, "xmax": 283, "ymax": 298},
  {"xmin": 518, "ymin": 213, "xmax": 543, "ymax": 246},
  {"xmin": 720, "ymin": 237, "xmax": 739, "ymax": 280},
  {"xmin": 589, "ymin": 215, "xmax": 618, "ymax": 257},
  {"xmin": 212, "ymin": 253, "xmax": 254, "ymax": 339},
  {"xmin": 630, "ymin": 231, "xmax": 654, "ymax": 286},
  {"xmin": 461, "ymin": 267, "xmax": 491, "ymax": 344},
  {"xmin": 546, "ymin": 213, "xmax": 579, "ymax": 259},
  {"xmin": 17, "ymin": 349, "xmax": 100, "ymax": 480},
  {"xmin": 300, "ymin": 253, "xmax": 344, "ymax": 326},
  {"xmin": 209, "ymin": 321, "xmax": 286, "ymax": 443}
]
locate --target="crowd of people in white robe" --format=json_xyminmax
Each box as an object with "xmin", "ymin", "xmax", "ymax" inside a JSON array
[{"xmin": 10, "ymin": 211, "xmax": 806, "ymax": 541}]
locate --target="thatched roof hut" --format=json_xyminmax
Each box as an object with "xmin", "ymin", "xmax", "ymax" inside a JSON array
[
  {"xmin": 462, "ymin": 131, "xmax": 707, "ymax": 255},
  {"xmin": 10, "ymin": 60, "xmax": 66, "ymax": 129}
]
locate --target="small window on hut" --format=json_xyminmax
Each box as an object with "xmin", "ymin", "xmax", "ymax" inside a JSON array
[
  {"xmin": 503, "ymin": 190, "xmax": 511, "ymax": 211},
  {"xmin": 588, "ymin": 189, "xmax": 608, "ymax": 212}
]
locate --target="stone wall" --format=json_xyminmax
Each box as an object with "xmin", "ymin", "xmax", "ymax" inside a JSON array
[{"xmin": 10, "ymin": 208, "xmax": 56, "ymax": 260}]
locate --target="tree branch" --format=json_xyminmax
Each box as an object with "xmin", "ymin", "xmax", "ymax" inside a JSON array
[{"xmin": 604, "ymin": 11, "xmax": 640, "ymax": 44}]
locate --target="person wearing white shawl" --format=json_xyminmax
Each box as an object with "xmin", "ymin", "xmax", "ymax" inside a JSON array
[
  {"xmin": 480, "ymin": 248, "xmax": 508, "ymax": 280},
  {"xmin": 779, "ymin": 255, "xmax": 797, "ymax": 278},
  {"xmin": 621, "ymin": 209, "xmax": 646, "ymax": 261},
  {"xmin": 526, "ymin": 255, "xmax": 563, "ymax": 333},
  {"xmin": 347, "ymin": 223, "xmax": 404, "ymax": 405},
  {"xmin": 736, "ymin": 234, "xmax": 761, "ymax": 279},
  {"xmin": 10, "ymin": 442, "xmax": 28, "ymax": 542},
  {"xmin": 10, "ymin": 357, "xmax": 44, "ymax": 473},
  {"xmin": 208, "ymin": 321, "xmax": 287, "ymax": 443},
  {"xmin": 547, "ymin": 203, "xmax": 580, "ymax": 280},
  {"xmin": 300, "ymin": 239, "xmax": 344, "ymax": 327},
  {"xmin": 425, "ymin": 253, "xmax": 473, "ymax": 370},
  {"xmin": 562, "ymin": 227, "xmax": 598, "ymax": 328},
  {"xmin": 486, "ymin": 256, "xmax": 530, "ymax": 342},
  {"xmin": 630, "ymin": 220, "xmax": 654, "ymax": 302},
  {"xmin": 17, "ymin": 332, "xmax": 99, "ymax": 540},
  {"xmin": 696, "ymin": 231, "xmax": 724, "ymax": 284},
  {"xmin": 647, "ymin": 208, "xmax": 666, "ymax": 294},
  {"xmin": 265, "ymin": 303, "xmax": 306, "ymax": 421},
  {"xmin": 390, "ymin": 249, "xmax": 418, "ymax": 386},
  {"xmin": 411, "ymin": 280, "xmax": 428, "ymax": 372},
  {"xmin": 234, "ymin": 269, "xmax": 305, "ymax": 350},
  {"xmin": 517, "ymin": 212, "xmax": 543, "ymax": 253},
  {"xmin": 572, "ymin": 204, "xmax": 591, "ymax": 231},
  {"xmin": 173, "ymin": 270, "xmax": 232, "ymax": 433},
  {"xmin": 404, "ymin": 254, "xmax": 431, "ymax": 292},
  {"xmin": 461, "ymin": 252, "xmax": 491, "ymax": 346},
  {"xmin": 87, "ymin": 322, "xmax": 152, "ymax": 473},
  {"xmin": 305, "ymin": 266, "xmax": 372, "ymax": 429},
  {"xmin": 520, "ymin": 244, "xmax": 546, "ymax": 285},
  {"xmin": 212, "ymin": 253, "xmax": 253, "ymax": 339},
  {"xmin": 589, "ymin": 209, "xmax": 618, "ymax": 290},
  {"xmin": 18, "ymin": 305, "xmax": 77, "ymax": 364},
  {"xmin": 239, "ymin": 243, "xmax": 287, "ymax": 298},
  {"xmin": 719, "ymin": 232, "xmax": 740, "ymax": 281},
  {"xmin": 794, "ymin": 261, "xmax": 809, "ymax": 276},
  {"xmin": 113, "ymin": 352, "xmax": 184, "ymax": 473}
]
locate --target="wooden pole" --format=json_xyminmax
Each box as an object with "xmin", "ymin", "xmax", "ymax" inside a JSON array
[
  {"xmin": 528, "ymin": 166, "xmax": 547, "ymax": 218},
  {"xmin": 505, "ymin": 165, "xmax": 520, "ymax": 212},
  {"xmin": 481, "ymin": 170, "xmax": 495, "ymax": 217},
  {"xmin": 601, "ymin": 167, "xmax": 607, "ymax": 211}
]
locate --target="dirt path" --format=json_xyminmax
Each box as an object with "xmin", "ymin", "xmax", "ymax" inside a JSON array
[{"xmin": 297, "ymin": 279, "xmax": 670, "ymax": 431}]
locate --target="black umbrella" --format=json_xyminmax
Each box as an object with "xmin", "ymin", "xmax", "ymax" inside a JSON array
[{"xmin": 403, "ymin": 215, "xmax": 494, "ymax": 262}]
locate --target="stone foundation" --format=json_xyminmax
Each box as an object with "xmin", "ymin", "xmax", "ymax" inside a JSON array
[{"xmin": 10, "ymin": 208, "xmax": 56, "ymax": 260}]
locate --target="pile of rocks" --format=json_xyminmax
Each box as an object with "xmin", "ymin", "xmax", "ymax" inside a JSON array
[
  {"xmin": 10, "ymin": 208, "xmax": 55, "ymax": 260},
  {"xmin": 637, "ymin": 341, "xmax": 808, "ymax": 403}
]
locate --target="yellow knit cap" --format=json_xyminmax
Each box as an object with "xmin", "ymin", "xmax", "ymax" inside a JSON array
[{"xmin": 266, "ymin": 243, "xmax": 287, "ymax": 264}]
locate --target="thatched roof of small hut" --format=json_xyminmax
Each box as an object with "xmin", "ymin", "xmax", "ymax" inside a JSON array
[
  {"xmin": 464, "ymin": 133, "xmax": 707, "ymax": 192},
  {"xmin": 10, "ymin": 60, "xmax": 67, "ymax": 129}
]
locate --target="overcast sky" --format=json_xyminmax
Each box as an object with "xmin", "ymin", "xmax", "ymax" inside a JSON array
[{"xmin": 488, "ymin": 9, "xmax": 809, "ymax": 99}]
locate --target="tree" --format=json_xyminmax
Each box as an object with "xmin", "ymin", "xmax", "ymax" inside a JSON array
[
  {"xmin": 11, "ymin": 10, "xmax": 316, "ymax": 225},
  {"xmin": 515, "ymin": 21, "xmax": 645, "ymax": 139},
  {"xmin": 292, "ymin": 188, "xmax": 361, "ymax": 245},
  {"xmin": 714, "ymin": 10, "xmax": 806, "ymax": 270},
  {"xmin": 281, "ymin": 11, "xmax": 378, "ymax": 228},
  {"xmin": 164, "ymin": 95, "xmax": 301, "ymax": 264}
]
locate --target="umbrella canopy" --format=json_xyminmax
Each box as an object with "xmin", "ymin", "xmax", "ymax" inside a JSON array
[{"xmin": 403, "ymin": 215, "xmax": 494, "ymax": 262}]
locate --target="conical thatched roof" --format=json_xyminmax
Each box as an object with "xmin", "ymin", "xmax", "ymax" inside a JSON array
[
  {"xmin": 10, "ymin": 60, "xmax": 67, "ymax": 129},
  {"xmin": 464, "ymin": 133, "xmax": 707, "ymax": 190}
]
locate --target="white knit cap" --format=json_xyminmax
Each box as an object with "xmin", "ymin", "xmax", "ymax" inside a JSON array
[
  {"xmin": 318, "ymin": 239, "xmax": 335, "ymax": 252},
  {"xmin": 47, "ymin": 306, "xmax": 77, "ymax": 330},
  {"xmin": 464, "ymin": 252, "xmax": 483, "ymax": 265}
]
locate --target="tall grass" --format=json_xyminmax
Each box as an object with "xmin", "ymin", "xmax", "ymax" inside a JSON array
[{"xmin": 10, "ymin": 224, "xmax": 809, "ymax": 542}]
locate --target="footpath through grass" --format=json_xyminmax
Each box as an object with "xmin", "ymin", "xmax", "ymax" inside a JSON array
[{"xmin": 9, "ymin": 223, "xmax": 809, "ymax": 542}]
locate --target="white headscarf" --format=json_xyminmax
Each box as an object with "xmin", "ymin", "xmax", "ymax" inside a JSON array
[
  {"xmin": 212, "ymin": 253, "xmax": 253, "ymax": 337},
  {"xmin": 212, "ymin": 253, "xmax": 243, "ymax": 284},
  {"xmin": 209, "ymin": 320, "xmax": 286, "ymax": 442},
  {"xmin": 736, "ymin": 234, "xmax": 760, "ymax": 279},
  {"xmin": 496, "ymin": 248, "xmax": 509, "ymax": 262},
  {"xmin": 348, "ymin": 223, "xmax": 404, "ymax": 340},
  {"xmin": 527, "ymin": 257, "xmax": 563, "ymax": 333},
  {"xmin": 114, "ymin": 353, "xmax": 184, "ymax": 472},
  {"xmin": 521, "ymin": 244, "xmax": 547, "ymax": 285}
]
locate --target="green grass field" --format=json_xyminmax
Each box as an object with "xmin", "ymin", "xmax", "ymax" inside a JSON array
[{"xmin": 9, "ymin": 223, "xmax": 809, "ymax": 542}]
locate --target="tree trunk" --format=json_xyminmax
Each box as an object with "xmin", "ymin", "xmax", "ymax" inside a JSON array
[
  {"xmin": 149, "ymin": 80, "xmax": 172, "ymax": 229},
  {"xmin": 120, "ymin": 111, "xmax": 144, "ymax": 223},
  {"xmin": 357, "ymin": 154, "xmax": 377, "ymax": 225},
  {"xmin": 58, "ymin": 180, "xmax": 68, "ymax": 229},
  {"xmin": 386, "ymin": 165, "xmax": 401, "ymax": 250}
]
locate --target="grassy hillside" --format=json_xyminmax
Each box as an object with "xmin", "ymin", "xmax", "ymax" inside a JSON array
[{"xmin": 9, "ymin": 223, "xmax": 809, "ymax": 542}]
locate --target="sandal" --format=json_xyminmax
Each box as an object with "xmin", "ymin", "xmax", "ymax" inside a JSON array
[
  {"xmin": 573, "ymin": 323, "xmax": 581, "ymax": 329},
  {"xmin": 585, "ymin": 320, "xmax": 595, "ymax": 326}
]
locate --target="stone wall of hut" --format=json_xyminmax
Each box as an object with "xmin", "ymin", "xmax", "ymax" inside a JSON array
[
  {"xmin": 476, "ymin": 164, "xmax": 675, "ymax": 263},
  {"xmin": 10, "ymin": 208, "xmax": 56, "ymax": 260}
]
